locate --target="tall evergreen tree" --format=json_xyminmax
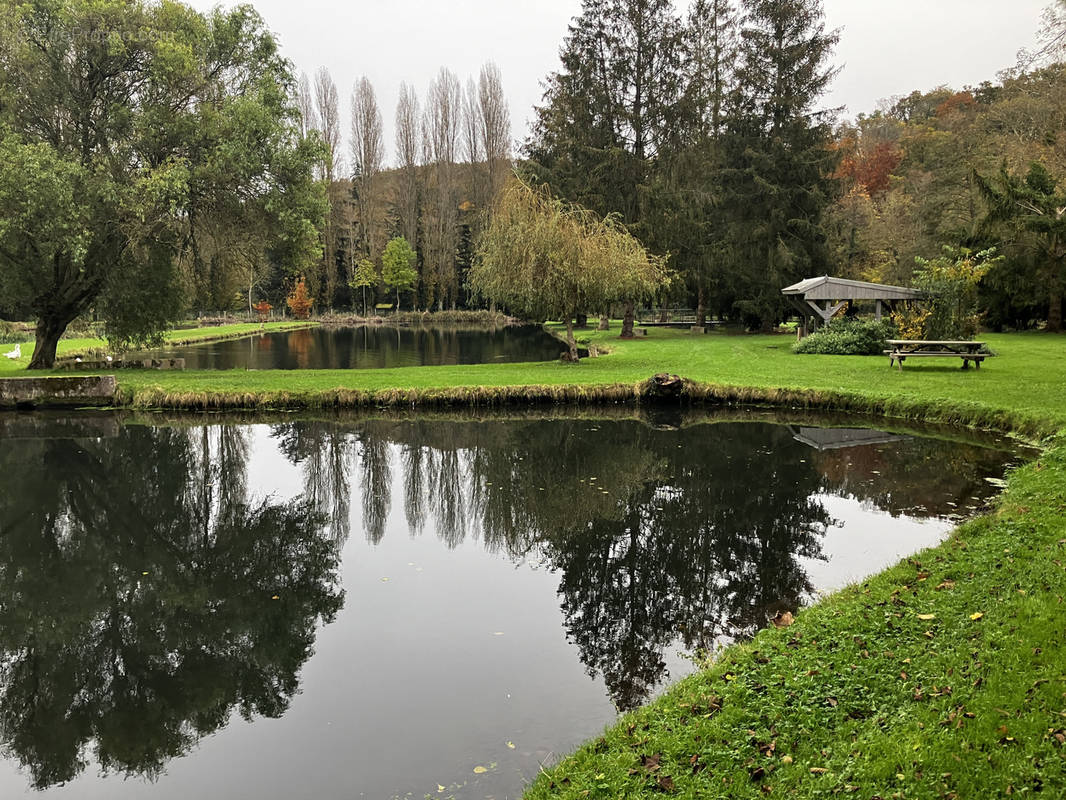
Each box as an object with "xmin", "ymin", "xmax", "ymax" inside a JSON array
[
  {"xmin": 527, "ymin": 0, "xmax": 685, "ymax": 226},
  {"xmin": 655, "ymin": 0, "xmax": 740, "ymax": 324},
  {"xmin": 722, "ymin": 0, "xmax": 840, "ymax": 328}
]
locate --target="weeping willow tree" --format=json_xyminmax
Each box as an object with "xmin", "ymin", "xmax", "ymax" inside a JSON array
[{"xmin": 471, "ymin": 179, "xmax": 671, "ymax": 360}]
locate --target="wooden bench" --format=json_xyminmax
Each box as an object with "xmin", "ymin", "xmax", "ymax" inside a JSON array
[{"xmin": 884, "ymin": 340, "xmax": 990, "ymax": 371}]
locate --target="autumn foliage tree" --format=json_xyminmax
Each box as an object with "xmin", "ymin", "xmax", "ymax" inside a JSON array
[
  {"xmin": 286, "ymin": 279, "xmax": 314, "ymax": 320},
  {"xmin": 253, "ymin": 300, "xmax": 273, "ymax": 322}
]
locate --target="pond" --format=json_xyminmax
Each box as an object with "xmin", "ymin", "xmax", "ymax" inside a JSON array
[
  {"xmin": 149, "ymin": 325, "xmax": 565, "ymax": 370},
  {"xmin": 0, "ymin": 410, "xmax": 1024, "ymax": 799}
]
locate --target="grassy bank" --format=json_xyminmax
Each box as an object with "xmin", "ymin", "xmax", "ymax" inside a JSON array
[
  {"xmin": 523, "ymin": 433, "xmax": 1066, "ymax": 799},
  {"xmin": 86, "ymin": 326, "xmax": 1066, "ymax": 438},
  {"xmin": 0, "ymin": 321, "xmax": 313, "ymax": 375}
]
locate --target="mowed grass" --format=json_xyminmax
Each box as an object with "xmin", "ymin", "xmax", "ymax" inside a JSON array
[
  {"xmin": 80, "ymin": 325, "xmax": 1066, "ymax": 433},
  {"xmin": 0, "ymin": 321, "xmax": 312, "ymax": 376}
]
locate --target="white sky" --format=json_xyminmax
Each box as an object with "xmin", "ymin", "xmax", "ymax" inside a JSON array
[{"xmin": 184, "ymin": 0, "xmax": 1049, "ymax": 169}]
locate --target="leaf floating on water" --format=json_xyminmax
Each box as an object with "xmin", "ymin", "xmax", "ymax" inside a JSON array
[
  {"xmin": 506, "ymin": 741, "xmax": 515, "ymax": 749},
  {"xmin": 473, "ymin": 765, "xmax": 488, "ymax": 774},
  {"xmin": 492, "ymin": 631, "xmax": 505, "ymax": 636},
  {"xmin": 437, "ymin": 785, "xmax": 445, "ymax": 793},
  {"xmin": 142, "ymin": 571, "xmax": 149, "ymax": 576},
  {"xmin": 271, "ymin": 595, "xmax": 280, "ymax": 600},
  {"xmin": 380, "ymin": 577, "xmax": 390, "ymax": 582},
  {"xmin": 917, "ymin": 614, "xmax": 936, "ymax": 621},
  {"xmin": 970, "ymin": 612, "xmax": 984, "ymax": 621}
]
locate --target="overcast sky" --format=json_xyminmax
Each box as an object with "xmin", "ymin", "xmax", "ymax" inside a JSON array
[{"xmin": 184, "ymin": 0, "xmax": 1050, "ymax": 168}]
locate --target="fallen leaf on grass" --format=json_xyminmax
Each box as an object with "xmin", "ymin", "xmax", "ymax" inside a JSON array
[
  {"xmin": 810, "ymin": 767, "xmax": 828, "ymax": 774},
  {"xmin": 657, "ymin": 776, "xmax": 676, "ymax": 792},
  {"xmin": 771, "ymin": 610, "xmax": 794, "ymax": 628},
  {"xmin": 970, "ymin": 612, "xmax": 984, "ymax": 621},
  {"xmin": 917, "ymin": 614, "xmax": 936, "ymax": 621}
]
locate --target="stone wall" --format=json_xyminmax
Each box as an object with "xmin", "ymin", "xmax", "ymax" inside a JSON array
[{"xmin": 0, "ymin": 376, "xmax": 117, "ymax": 409}]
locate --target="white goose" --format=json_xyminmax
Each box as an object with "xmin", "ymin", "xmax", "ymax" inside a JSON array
[{"xmin": 3, "ymin": 343, "xmax": 21, "ymax": 360}]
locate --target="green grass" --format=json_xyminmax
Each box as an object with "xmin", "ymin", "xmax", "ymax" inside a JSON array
[
  {"xmin": 7, "ymin": 324, "xmax": 1064, "ymax": 435},
  {"xmin": 0, "ymin": 321, "xmax": 313, "ymax": 375},
  {"xmin": 4, "ymin": 321, "xmax": 1066, "ymax": 799},
  {"xmin": 44, "ymin": 324, "xmax": 1066, "ymax": 435}
]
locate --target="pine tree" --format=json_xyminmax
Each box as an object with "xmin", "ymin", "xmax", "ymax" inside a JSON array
[
  {"xmin": 722, "ymin": 0, "xmax": 840, "ymax": 328},
  {"xmin": 528, "ymin": 0, "xmax": 685, "ymax": 226}
]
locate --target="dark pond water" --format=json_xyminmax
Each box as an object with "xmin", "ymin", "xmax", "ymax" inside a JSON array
[
  {"xmin": 151, "ymin": 325, "xmax": 565, "ymax": 370},
  {"xmin": 0, "ymin": 410, "xmax": 1024, "ymax": 799}
]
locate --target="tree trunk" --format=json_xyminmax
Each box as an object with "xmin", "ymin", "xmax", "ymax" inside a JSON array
[
  {"xmin": 396, "ymin": 287, "xmax": 401, "ymax": 312},
  {"xmin": 620, "ymin": 301, "xmax": 636, "ymax": 339},
  {"xmin": 598, "ymin": 315, "xmax": 610, "ymax": 331},
  {"xmin": 658, "ymin": 306, "xmax": 669, "ymax": 323},
  {"xmin": 1048, "ymin": 264, "xmax": 1063, "ymax": 333},
  {"xmin": 28, "ymin": 315, "xmax": 70, "ymax": 370},
  {"xmin": 696, "ymin": 286, "xmax": 707, "ymax": 326},
  {"xmin": 575, "ymin": 312, "xmax": 588, "ymax": 328},
  {"xmin": 564, "ymin": 318, "xmax": 579, "ymax": 361}
]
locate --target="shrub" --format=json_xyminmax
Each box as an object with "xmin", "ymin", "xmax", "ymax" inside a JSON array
[{"xmin": 793, "ymin": 318, "xmax": 896, "ymax": 355}]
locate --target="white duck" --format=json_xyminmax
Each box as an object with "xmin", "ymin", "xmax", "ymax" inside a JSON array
[{"xmin": 4, "ymin": 343, "xmax": 21, "ymax": 360}]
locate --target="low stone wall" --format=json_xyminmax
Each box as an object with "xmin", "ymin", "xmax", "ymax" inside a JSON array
[
  {"xmin": 55, "ymin": 357, "xmax": 185, "ymax": 371},
  {"xmin": 0, "ymin": 376, "xmax": 117, "ymax": 409}
]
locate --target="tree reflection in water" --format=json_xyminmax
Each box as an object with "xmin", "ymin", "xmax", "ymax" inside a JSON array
[
  {"xmin": 0, "ymin": 413, "xmax": 1012, "ymax": 788},
  {"xmin": 357, "ymin": 418, "xmax": 833, "ymax": 710},
  {"xmin": 0, "ymin": 425, "xmax": 344, "ymax": 789}
]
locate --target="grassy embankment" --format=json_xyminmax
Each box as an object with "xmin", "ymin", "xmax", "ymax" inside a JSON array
[
  {"xmin": 0, "ymin": 321, "xmax": 313, "ymax": 375},
  {"xmin": 4, "ymin": 323, "xmax": 1065, "ymax": 798},
  {"xmin": 54, "ymin": 324, "xmax": 1066, "ymax": 438}
]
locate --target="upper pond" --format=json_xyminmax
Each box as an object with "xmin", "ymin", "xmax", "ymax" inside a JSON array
[
  {"xmin": 150, "ymin": 324, "xmax": 565, "ymax": 370},
  {"xmin": 0, "ymin": 410, "xmax": 1025, "ymax": 799}
]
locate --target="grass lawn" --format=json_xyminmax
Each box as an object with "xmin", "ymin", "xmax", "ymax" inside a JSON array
[
  {"xmin": 39, "ymin": 324, "xmax": 1064, "ymax": 437},
  {"xmin": 3, "ymin": 321, "xmax": 1065, "ymax": 799}
]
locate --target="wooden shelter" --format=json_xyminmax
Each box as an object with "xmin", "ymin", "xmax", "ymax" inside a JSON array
[{"xmin": 782, "ymin": 276, "xmax": 922, "ymax": 332}]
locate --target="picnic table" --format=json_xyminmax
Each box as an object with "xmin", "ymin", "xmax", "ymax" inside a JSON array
[{"xmin": 885, "ymin": 340, "xmax": 989, "ymax": 371}]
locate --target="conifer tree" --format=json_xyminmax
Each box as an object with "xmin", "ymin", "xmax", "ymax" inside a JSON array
[{"xmin": 722, "ymin": 0, "xmax": 840, "ymax": 328}]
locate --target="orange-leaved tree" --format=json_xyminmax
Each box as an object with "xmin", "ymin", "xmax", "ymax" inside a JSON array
[{"xmin": 286, "ymin": 278, "xmax": 313, "ymax": 320}]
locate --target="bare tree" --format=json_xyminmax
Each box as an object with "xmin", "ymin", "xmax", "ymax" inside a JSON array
[
  {"xmin": 463, "ymin": 77, "xmax": 485, "ymax": 212},
  {"xmin": 395, "ymin": 82, "xmax": 422, "ymax": 253},
  {"xmin": 351, "ymin": 76, "xmax": 384, "ymax": 260},
  {"xmin": 296, "ymin": 71, "xmax": 317, "ymax": 138},
  {"xmin": 477, "ymin": 62, "xmax": 512, "ymax": 202},
  {"xmin": 423, "ymin": 68, "xmax": 462, "ymax": 309},
  {"xmin": 315, "ymin": 67, "xmax": 342, "ymax": 307}
]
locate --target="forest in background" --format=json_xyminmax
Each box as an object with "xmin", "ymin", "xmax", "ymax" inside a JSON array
[
  {"xmin": 3, "ymin": 0, "xmax": 1064, "ymax": 355},
  {"xmin": 275, "ymin": 0, "xmax": 1066, "ymax": 331}
]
